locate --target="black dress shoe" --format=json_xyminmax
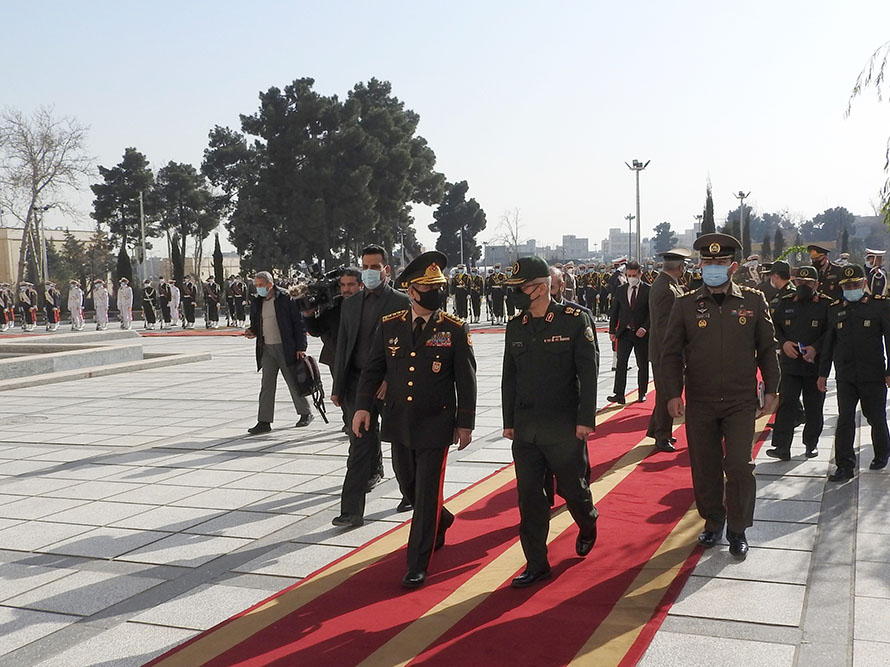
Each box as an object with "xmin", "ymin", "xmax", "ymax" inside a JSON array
[
  {"xmin": 669, "ymin": 437, "xmax": 677, "ymax": 444},
  {"xmin": 396, "ymin": 498, "xmax": 413, "ymax": 513},
  {"xmin": 766, "ymin": 422, "xmax": 776, "ymax": 429},
  {"xmin": 331, "ymin": 514, "xmax": 364, "ymax": 528},
  {"xmin": 401, "ymin": 570, "xmax": 426, "ymax": 589},
  {"xmin": 575, "ymin": 527, "xmax": 597, "ymax": 557},
  {"xmin": 805, "ymin": 446, "xmax": 818, "ymax": 458},
  {"xmin": 727, "ymin": 530, "xmax": 749, "ymax": 559},
  {"xmin": 247, "ymin": 421, "xmax": 271, "ymax": 435},
  {"xmin": 435, "ymin": 512, "xmax": 455, "ymax": 551},
  {"xmin": 869, "ymin": 458, "xmax": 888, "ymax": 470},
  {"xmin": 637, "ymin": 395, "xmax": 647, "ymax": 403},
  {"xmin": 366, "ymin": 473, "xmax": 383, "ymax": 493},
  {"xmin": 295, "ymin": 413, "xmax": 314, "ymax": 427},
  {"xmin": 765, "ymin": 448, "xmax": 791, "ymax": 462},
  {"xmin": 697, "ymin": 529, "xmax": 721, "ymax": 548},
  {"xmin": 510, "ymin": 568, "xmax": 552, "ymax": 588},
  {"xmin": 828, "ymin": 468, "xmax": 854, "ymax": 482},
  {"xmin": 654, "ymin": 440, "xmax": 676, "ymax": 453},
  {"xmin": 606, "ymin": 395, "xmax": 626, "ymax": 404}
]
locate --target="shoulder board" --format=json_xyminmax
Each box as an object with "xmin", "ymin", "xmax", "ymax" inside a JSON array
[
  {"xmin": 382, "ymin": 309, "xmax": 409, "ymax": 323},
  {"xmin": 740, "ymin": 285, "xmax": 763, "ymax": 294},
  {"xmin": 817, "ymin": 292, "xmax": 833, "ymax": 301},
  {"xmin": 678, "ymin": 290, "xmax": 698, "ymax": 298},
  {"xmin": 874, "ymin": 294, "xmax": 885, "ymax": 300},
  {"xmin": 440, "ymin": 311, "xmax": 465, "ymax": 326},
  {"xmin": 781, "ymin": 292, "xmax": 796, "ymax": 300},
  {"xmin": 829, "ymin": 299, "xmax": 842, "ymax": 307}
]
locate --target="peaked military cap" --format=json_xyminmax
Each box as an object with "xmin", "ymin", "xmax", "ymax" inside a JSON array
[
  {"xmin": 866, "ymin": 248, "xmax": 886, "ymax": 257},
  {"xmin": 658, "ymin": 247, "xmax": 692, "ymax": 261},
  {"xmin": 806, "ymin": 243, "xmax": 831, "ymax": 255},
  {"xmin": 505, "ymin": 255, "xmax": 550, "ymax": 285},
  {"xmin": 794, "ymin": 265, "xmax": 818, "ymax": 281},
  {"xmin": 838, "ymin": 264, "xmax": 866, "ymax": 284},
  {"xmin": 694, "ymin": 233, "xmax": 741, "ymax": 259},
  {"xmin": 396, "ymin": 251, "xmax": 448, "ymax": 288}
]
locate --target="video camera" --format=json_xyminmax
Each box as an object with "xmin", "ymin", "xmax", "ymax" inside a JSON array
[{"xmin": 294, "ymin": 264, "xmax": 344, "ymax": 314}]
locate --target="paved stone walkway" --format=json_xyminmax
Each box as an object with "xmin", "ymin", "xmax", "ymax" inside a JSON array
[{"xmin": 0, "ymin": 322, "xmax": 886, "ymax": 666}]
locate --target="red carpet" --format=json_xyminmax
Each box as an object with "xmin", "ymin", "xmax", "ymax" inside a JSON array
[
  {"xmin": 140, "ymin": 329, "xmax": 245, "ymax": 337},
  {"xmin": 148, "ymin": 394, "xmax": 774, "ymax": 667}
]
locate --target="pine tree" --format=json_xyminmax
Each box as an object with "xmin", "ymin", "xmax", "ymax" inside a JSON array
[
  {"xmin": 774, "ymin": 228, "xmax": 786, "ymax": 258},
  {"xmin": 762, "ymin": 234, "xmax": 772, "ymax": 261},
  {"xmin": 212, "ymin": 232, "xmax": 225, "ymax": 287},
  {"xmin": 115, "ymin": 245, "xmax": 133, "ymax": 284},
  {"xmin": 841, "ymin": 226, "xmax": 850, "ymax": 254},
  {"xmin": 701, "ymin": 181, "xmax": 716, "ymax": 235}
]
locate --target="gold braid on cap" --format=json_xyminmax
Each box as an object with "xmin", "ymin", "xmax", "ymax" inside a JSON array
[{"xmin": 409, "ymin": 262, "xmax": 447, "ymax": 286}]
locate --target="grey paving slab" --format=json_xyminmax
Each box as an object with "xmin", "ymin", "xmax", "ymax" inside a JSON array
[
  {"xmin": 101, "ymin": 483, "xmax": 204, "ymax": 506},
  {"xmin": 756, "ymin": 475, "xmax": 826, "ymax": 502},
  {"xmin": 43, "ymin": 501, "xmax": 154, "ymax": 527},
  {"xmin": 0, "ymin": 496, "xmax": 90, "ymax": 520},
  {"xmin": 0, "ymin": 607, "xmax": 78, "ymax": 657},
  {"xmin": 170, "ymin": 487, "xmax": 277, "ymax": 510},
  {"xmin": 242, "ymin": 491, "xmax": 339, "ymax": 516},
  {"xmin": 0, "ymin": 460, "xmax": 61, "ymax": 475},
  {"xmin": 41, "ymin": 527, "xmax": 170, "ymax": 559},
  {"xmin": 692, "ymin": 546, "xmax": 811, "ymax": 585},
  {"xmin": 0, "ymin": 521, "xmax": 95, "ymax": 552},
  {"xmin": 0, "ymin": 477, "xmax": 83, "ymax": 497},
  {"xmin": 117, "ymin": 532, "xmax": 252, "ymax": 567},
  {"xmin": 129, "ymin": 582, "xmax": 272, "ymax": 630},
  {"xmin": 42, "ymin": 480, "xmax": 145, "ymax": 502},
  {"xmin": 267, "ymin": 457, "xmax": 346, "ymax": 476},
  {"xmin": 183, "ymin": 510, "xmax": 303, "ymax": 539},
  {"xmin": 669, "ymin": 576, "xmax": 806, "ymax": 626},
  {"xmin": 0, "ymin": 518, "xmax": 22, "ymax": 532},
  {"xmin": 232, "ymin": 542, "xmax": 353, "ymax": 578},
  {"xmin": 3, "ymin": 570, "xmax": 165, "ymax": 616},
  {"xmin": 855, "ymin": 561, "xmax": 890, "ymax": 599},
  {"xmin": 856, "ymin": 532, "xmax": 890, "ymax": 563},
  {"xmin": 754, "ymin": 498, "xmax": 822, "ymax": 524},
  {"xmin": 108, "ymin": 506, "xmax": 221, "ymax": 532},
  {"xmin": 638, "ymin": 631, "xmax": 796, "ymax": 667},
  {"xmin": 747, "ymin": 519, "xmax": 818, "ymax": 551},
  {"xmin": 287, "ymin": 475, "xmax": 344, "ymax": 495},
  {"xmin": 222, "ymin": 471, "xmax": 312, "ymax": 491},
  {"xmin": 205, "ymin": 454, "xmax": 295, "ymax": 473},
  {"xmin": 855, "ymin": 597, "xmax": 890, "ymax": 642},
  {"xmin": 857, "ymin": 509, "xmax": 890, "ymax": 535},
  {"xmin": 156, "ymin": 468, "xmax": 253, "ymax": 488},
  {"xmin": 854, "ymin": 640, "xmax": 890, "ymax": 667},
  {"xmin": 32, "ymin": 621, "xmax": 196, "ymax": 667},
  {"xmin": 95, "ymin": 466, "xmax": 191, "ymax": 484},
  {"xmin": 0, "ymin": 563, "xmax": 76, "ymax": 602}
]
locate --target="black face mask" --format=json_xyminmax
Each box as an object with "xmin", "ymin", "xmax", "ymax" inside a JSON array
[
  {"xmin": 795, "ymin": 284, "xmax": 814, "ymax": 300},
  {"xmin": 508, "ymin": 286, "xmax": 534, "ymax": 312},
  {"xmin": 412, "ymin": 288, "xmax": 441, "ymax": 311}
]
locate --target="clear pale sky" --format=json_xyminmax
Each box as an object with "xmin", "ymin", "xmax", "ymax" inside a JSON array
[{"xmin": 3, "ymin": 0, "xmax": 889, "ymax": 255}]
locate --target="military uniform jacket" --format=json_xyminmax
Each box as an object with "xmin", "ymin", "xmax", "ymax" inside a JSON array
[
  {"xmin": 357, "ymin": 308, "xmax": 476, "ymax": 449},
  {"xmin": 867, "ymin": 265, "xmax": 888, "ymax": 296},
  {"xmin": 661, "ymin": 282, "xmax": 780, "ymax": 404},
  {"xmin": 772, "ymin": 292, "xmax": 832, "ymax": 377},
  {"xmin": 819, "ymin": 294, "xmax": 890, "ymax": 382},
  {"xmin": 817, "ymin": 261, "xmax": 844, "ymax": 301},
  {"xmin": 469, "ymin": 275, "xmax": 484, "ymax": 294},
  {"xmin": 769, "ymin": 282, "xmax": 795, "ymax": 308},
  {"xmin": 502, "ymin": 301, "xmax": 599, "ymax": 445},
  {"xmin": 452, "ymin": 273, "xmax": 470, "ymax": 292},
  {"xmin": 183, "ymin": 281, "xmax": 198, "ymax": 304},
  {"xmin": 648, "ymin": 271, "xmax": 685, "ymax": 361}
]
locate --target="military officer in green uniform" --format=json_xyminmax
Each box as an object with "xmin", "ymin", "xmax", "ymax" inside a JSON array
[
  {"xmin": 354, "ymin": 251, "xmax": 476, "ymax": 588},
  {"xmin": 767, "ymin": 261, "xmax": 795, "ymax": 306},
  {"xmin": 765, "ymin": 266, "xmax": 831, "ymax": 461},
  {"xmin": 662, "ymin": 234, "xmax": 780, "ymax": 559},
  {"xmin": 502, "ymin": 255, "xmax": 599, "ymax": 588},
  {"xmin": 818, "ymin": 264, "xmax": 890, "ymax": 481}
]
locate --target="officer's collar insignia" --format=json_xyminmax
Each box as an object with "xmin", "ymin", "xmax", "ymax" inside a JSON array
[
  {"xmin": 545, "ymin": 311, "xmax": 554, "ymax": 323},
  {"xmin": 432, "ymin": 361, "xmax": 442, "ymax": 373},
  {"xmin": 709, "ymin": 242, "xmax": 721, "ymax": 254},
  {"xmin": 522, "ymin": 314, "xmax": 529, "ymax": 325},
  {"xmin": 512, "ymin": 261, "xmax": 520, "ymax": 274},
  {"xmin": 844, "ymin": 267, "xmax": 855, "ymax": 277}
]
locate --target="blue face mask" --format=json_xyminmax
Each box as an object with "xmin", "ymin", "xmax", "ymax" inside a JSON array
[
  {"xmin": 843, "ymin": 288, "xmax": 864, "ymax": 302},
  {"xmin": 256, "ymin": 286, "xmax": 268, "ymax": 297},
  {"xmin": 362, "ymin": 269, "xmax": 383, "ymax": 290},
  {"xmin": 701, "ymin": 265, "xmax": 730, "ymax": 287}
]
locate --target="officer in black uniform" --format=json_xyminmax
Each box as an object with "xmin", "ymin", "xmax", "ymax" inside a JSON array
[
  {"xmin": 765, "ymin": 266, "xmax": 831, "ymax": 460},
  {"xmin": 354, "ymin": 251, "xmax": 476, "ymax": 589},
  {"xmin": 767, "ymin": 261, "xmax": 795, "ymax": 306},
  {"xmin": 489, "ymin": 264, "xmax": 507, "ymax": 323},
  {"xmin": 182, "ymin": 275, "xmax": 198, "ymax": 329},
  {"xmin": 808, "ymin": 243, "xmax": 844, "ymax": 301},
  {"xmin": 818, "ymin": 264, "xmax": 890, "ymax": 481},
  {"xmin": 469, "ymin": 267, "xmax": 484, "ymax": 323},
  {"xmin": 502, "ymin": 255, "xmax": 599, "ymax": 588},
  {"xmin": 865, "ymin": 248, "xmax": 888, "ymax": 296}
]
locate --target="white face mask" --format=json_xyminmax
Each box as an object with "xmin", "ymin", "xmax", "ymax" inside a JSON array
[{"xmin": 627, "ymin": 276, "xmax": 641, "ymax": 288}]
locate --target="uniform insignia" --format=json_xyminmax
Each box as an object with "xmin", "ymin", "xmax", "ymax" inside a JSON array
[
  {"xmin": 565, "ymin": 306, "xmax": 574, "ymax": 314},
  {"xmin": 837, "ymin": 322, "xmax": 844, "ymax": 329},
  {"xmin": 844, "ymin": 266, "xmax": 856, "ymax": 278},
  {"xmin": 709, "ymin": 242, "xmax": 721, "ymax": 254},
  {"xmin": 864, "ymin": 320, "xmax": 872, "ymax": 327},
  {"xmin": 545, "ymin": 312, "xmax": 554, "ymax": 322},
  {"xmin": 584, "ymin": 326, "xmax": 595, "ymax": 342},
  {"xmin": 698, "ymin": 319, "xmax": 708, "ymax": 328},
  {"xmin": 426, "ymin": 331, "xmax": 452, "ymax": 347},
  {"xmin": 522, "ymin": 314, "xmax": 529, "ymax": 325},
  {"xmin": 738, "ymin": 316, "xmax": 747, "ymax": 325},
  {"xmin": 432, "ymin": 361, "xmax": 441, "ymax": 373},
  {"xmin": 388, "ymin": 337, "xmax": 399, "ymax": 345},
  {"xmin": 382, "ymin": 309, "xmax": 409, "ymax": 323},
  {"xmin": 544, "ymin": 335, "xmax": 571, "ymax": 343},
  {"xmin": 785, "ymin": 320, "xmax": 792, "ymax": 326},
  {"xmin": 388, "ymin": 345, "xmax": 400, "ymax": 356},
  {"xmin": 811, "ymin": 320, "xmax": 819, "ymax": 327},
  {"xmin": 467, "ymin": 333, "xmax": 473, "ymax": 346},
  {"xmin": 441, "ymin": 311, "xmax": 465, "ymax": 326}
]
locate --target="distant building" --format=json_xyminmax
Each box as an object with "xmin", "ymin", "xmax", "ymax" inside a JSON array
[
  {"xmin": 143, "ymin": 252, "xmax": 242, "ymax": 280},
  {"xmin": 599, "ymin": 228, "xmax": 653, "ymax": 262},
  {"xmin": 674, "ymin": 222, "xmax": 702, "ymax": 251},
  {"xmin": 483, "ymin": 240, "xmax": 538, "ymax": 267},
  {"xmin": 560, "ymin": 234, "xmax": 589, "ymax": 260},
  {"xmin": 0, "ymin": 226, "xmax": 94, "ymax": 284}
]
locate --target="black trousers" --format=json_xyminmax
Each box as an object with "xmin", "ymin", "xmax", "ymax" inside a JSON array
[
  {"xmin": 206, "ymin": 300, "xmax": 219, "ymax": 323},
  {"xmin": 454, "ymin": 289, "xmax": 468, "ymax": 318},
  {"xmin": 771, "ymin": 373, "xmax": 825, "ymax": 455},
  {"xmin": 183, "ymin": 300, "xmax": 196, "ymax": 323},
  {"xmin": 392, "ymin": 443, "xmax": 451, "ymax": 572},
  {"xmin": 491, "ymin": 291, "xmax": 505, "ymax": 318},
  {"xmin": 646, "ymin": 362, "xmax": 674, "ymax": 441},
  {"xmin": 160, "ymin": 299, "xmax": 171, "ymax": 323},
  {"xmin": 513, "ymin": 438, "xmax": 598, "ymax": 572},
  {"xmin": 470, "ymin": 293, "xmax": 481, "ymax": 319},
  {"xmin": 226, "ymin": 298, "xmax": 236, "ymax": 322},
  {"xmin": 339, "ymin": 374, "xmax": 386, "ymax": 518},
  {"xmin": 144, "ymin": 303, "xmax": 157, "ymax": 324},
  {"xmin": 234, "ymin": 300, "xmax": 246, "ymax": 321},
  {"xmin": 834, "ymin": 380, "xmax": 890, "ymax": 470},
  {"xmin": 613, "ymin": 330, "xmax": 649, "ymax": 396}
]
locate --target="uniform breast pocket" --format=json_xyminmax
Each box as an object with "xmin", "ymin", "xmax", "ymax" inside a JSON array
[
  {"xmin": 422, "ymin": 345, "xmax": 452, "ymax": 373},
  {"xmin": 543, "ymin": 340, "xmax": 572, "ymax": 354}
]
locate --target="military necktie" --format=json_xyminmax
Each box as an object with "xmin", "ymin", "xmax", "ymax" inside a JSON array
[{"xmin": 413, "ymin": 316, "xmax": 425, "ymax": 344}]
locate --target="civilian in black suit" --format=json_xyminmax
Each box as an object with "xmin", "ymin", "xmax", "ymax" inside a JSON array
[
  {"xmin": 608, "ymin": 261, "xmax": 650, "ymax": 403},
  {"xmin": 331, "ymin": 246, "xmax": 412, "ymax": 527}
]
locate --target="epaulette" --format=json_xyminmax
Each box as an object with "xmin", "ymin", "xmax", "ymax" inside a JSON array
[
  {"xmin": 740, "ymin": 285, "xmax": 764, "ymax": 295},
  {"xmin": 382, "ymin": 309, "xmax": 409, "ymax": 323},
  {"xmin": 874, "ymin": 294, "xmax": 885, "ymax": 300},
  {"xmin": 563, "ymin": 305, "xmax": 581, "ymax": 316},
  {"xmin": 440, "ymin": 311, "xmax": 465, "ymax": 326},
  {"xmin": 781, "ymin": 291, "xmax": 796, "ymax": 300},
  {"xmin": 678, "ymin": 290, "xmax": 698, "ymax": 298},
  {"xmin": 817, "ymin": 292, "xmax": 833, "ymax": 301},
  {"xmin": 829, "ymin": 299, "xmax": 841, "ymax": 306}
]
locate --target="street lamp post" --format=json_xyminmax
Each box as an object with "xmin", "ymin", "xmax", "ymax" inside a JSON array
[
  {"xmin": 733, "ymin": 190, "xmax": 750, "ymax": 250},
  {"xmin": 624, "ymin": 213, "xmax": 635, "ymax": 259},
  {"xmin": 137, "ymin": 191, "xmax": 147, "ymax": 282},
  {"xmin": 625, "ymin": 159, "xmax": 650, "ymax": 260}
]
